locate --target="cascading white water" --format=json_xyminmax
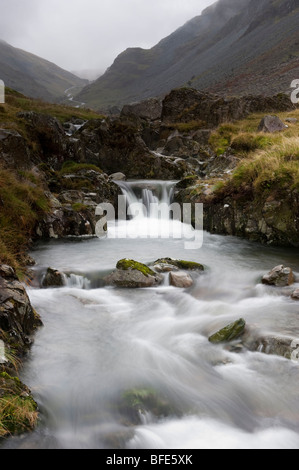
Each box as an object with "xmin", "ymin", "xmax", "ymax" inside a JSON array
[{"xmin": 3, "ymin": 180, "xmax": 299, "ymax": 450}]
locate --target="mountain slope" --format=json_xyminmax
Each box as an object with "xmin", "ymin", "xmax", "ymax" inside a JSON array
[
  {"xmin": 0, "ymin": 40, "xmax": 88, "ymax": 102},
  {"xmin": 77, "ymin": 0, "xmax": 299, "ymax": 111}
]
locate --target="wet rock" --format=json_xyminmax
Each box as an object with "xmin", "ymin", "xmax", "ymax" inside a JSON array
[
  {"xmin": 0, "ymin": 265, "xmax": 42, "ymax": 354},
  {"xmin": 169, "ymin": 271, "xmax": 193, "ymax": 288},
  {"xmin": 243, "ymin": 329, "xmax": 297, "ymax": 360},
  {"xmin": 258, "ymin": 115, "xmax": 287, "ymax": 133},
  {"xmin": 42, "ymin": 268, "xmax": 65, "ymax": 288},
  {"xmin": 153, "ymin": 258, "xmax": 204, "ymax": 271},
  {"xmin": 209, "ymin": 319, "xmax": 246, "ymax": 344},
  {"xmin": 153, "ymin": 263, "xmax": 179, "ymax": 273},
  {"xmin": 105, "ymin": 259, "xmax": 163, "ymax": 288},
  {"xmin": 262, "ymin": 265, "xmax": 295, "ymax": 287},
  {"xmin": 291, "ymin": 289, "xmax": 299, "ymax": 300}
]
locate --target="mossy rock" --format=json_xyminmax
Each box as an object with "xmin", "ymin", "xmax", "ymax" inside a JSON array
[
  {"xmin": 116, "ymin": 259, "xmax": 156, "ymax": 277},
  {"xmin": 105, "ymin": 259, "xmax": 163, "ymax": 288},
  {"xmin": 154, "ymin": 258, "xmax": 204, "ymax": 271},
  {"xmin": 209, "ymin": 318, "xmax": 246, "ymax": 344}
]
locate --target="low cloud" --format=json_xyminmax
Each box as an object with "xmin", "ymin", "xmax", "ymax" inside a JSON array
[{"xmin": 0, "ymin": 0, "xmax": 215, "ymax": 75}]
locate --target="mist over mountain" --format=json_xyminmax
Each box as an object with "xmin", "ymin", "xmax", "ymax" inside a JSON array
[
  {"xmin": 76, "ymin": 0, "xmax": 299, "ymax": 111},
  {"xmin": 0, "ymin": 40, "xmax": 88, "ymax": 102}
]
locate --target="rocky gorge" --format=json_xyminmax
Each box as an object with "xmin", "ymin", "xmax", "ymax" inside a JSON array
[{"xmin": 1, "ymin": 86, "xmax": 299, "ymax": 444}]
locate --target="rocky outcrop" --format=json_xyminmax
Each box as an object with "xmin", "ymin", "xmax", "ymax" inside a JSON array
[
  {"xmin": 77, "ymin": 118, "xmax": 188, "ymax": 180},
  {"xmin": 0, "ymin": 265, "xmax": 42, "ymax": 437},
  {"xmin": 121, "ymin": 98, "xmax": 162, "ymax": 122},
  {"xmin": 185, "ymin": 187, "xmax": 299, "ymax": 247},
  {"xmin": 161, "ymin": 89, "xmax": 294, "ymax": 128},
  {"xmin": 0, "ymin": 265, "xmax": 42, "ymax": 355},
  {"xmin": 105, "ymin": 259, "xmax": 163, "ymax": 288}
]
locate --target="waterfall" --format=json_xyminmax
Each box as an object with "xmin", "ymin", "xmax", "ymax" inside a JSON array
[{"xmin": 115, "ymin": 180, "xmax": 177, "ymax": 220}]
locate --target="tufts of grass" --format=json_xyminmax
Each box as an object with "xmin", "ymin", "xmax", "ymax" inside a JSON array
[
  {"xmin": 0, "ymin": 168, "xmax": 50, "ymax": 274},
  {"xmin": 229, "ymin": 137, "xmax": 299, "ymax": 194}
]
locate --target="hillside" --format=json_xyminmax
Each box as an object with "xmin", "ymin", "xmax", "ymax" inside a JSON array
[
  {"xmin": 0, "ymin": 40, "xmax": 88, "ymax": 102},
  {"xmin": 76, "ymin": 0, "xmax": 299, "ymax": 111}
]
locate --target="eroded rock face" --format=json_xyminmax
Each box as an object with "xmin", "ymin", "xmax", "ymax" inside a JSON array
[
  {"xmin": 77, "ymin": 118, "xmax": 188, "ymax": 180},
  {"xmin": 262, "ymin": 265, "xmax": 295, "ymax": 287},
  {"xmin": 0, "ymin": 265, "xmax": 42, "ymax": 354},
  {"xmin": 161, "ymin": 89, "xmax": 294, "ymax": 128}
]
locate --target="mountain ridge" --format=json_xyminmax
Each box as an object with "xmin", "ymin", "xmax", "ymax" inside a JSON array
[
  {"xmin": 76, "ymin": 0, "xmax": 299, "ymax": 111},
  {"xmin": 0, "ymin": 40, "xmax": 88, "ymax": 102}
]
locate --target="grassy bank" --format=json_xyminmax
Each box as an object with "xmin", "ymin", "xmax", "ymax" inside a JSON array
[{"xmin": 209, "ymin": 108, "xmax": 299, "ymax": 197}]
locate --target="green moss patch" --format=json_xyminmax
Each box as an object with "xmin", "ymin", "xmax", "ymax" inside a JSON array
[{"xmin": 116, "ymin": 259, "xmax": 156, "ymax": 277}]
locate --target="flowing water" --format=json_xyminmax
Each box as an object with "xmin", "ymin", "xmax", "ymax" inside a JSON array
[{"xmin": 3, "ymin": 180, "xmax": 299, "ymax": 449}]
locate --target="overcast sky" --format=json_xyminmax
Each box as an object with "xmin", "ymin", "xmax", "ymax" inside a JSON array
[{"xmin": 0, "ymin": 0, "xmax": 216, "ymax": 77}]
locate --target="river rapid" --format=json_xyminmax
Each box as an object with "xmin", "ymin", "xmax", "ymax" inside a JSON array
[{"xmin": 2, "ymin": 180, "xmax": 299, "ymax": 449}]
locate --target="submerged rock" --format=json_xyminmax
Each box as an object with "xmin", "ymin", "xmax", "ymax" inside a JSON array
[
  {"xmin": 169, "ymin": 271, "xmax": 193, "ymax": 288},
  {"xmin": 105, "ymin": 259, "xmax": 163, "ymax": 288},
  {"xmin": 117, "ymin": 387, "xmax": 177, "ymax": 426},
  {"xmin": 209, "ymin": 319, "xmax": 246, "ymax": 344},
  {"xmin": 262, "ymin": 265, "xmax": 295, "ymax": 287}
]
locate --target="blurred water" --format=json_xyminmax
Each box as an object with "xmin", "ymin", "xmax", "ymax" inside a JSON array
[{"xmin": 2, "ymin": 181, "xmax": 299, "ymax": 449}]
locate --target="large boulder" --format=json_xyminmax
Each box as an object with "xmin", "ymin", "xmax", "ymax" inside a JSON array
[
  {"xmin": 258, "ymin": 115, "xmax": 287, "ymax": 133},
  {"xmin": 262, "ymin": 265, "xmax": 295, "ymax": 287},
  {"xmin": 105, "ymin": 259, "xmax": 163, "ymax": 288}
]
